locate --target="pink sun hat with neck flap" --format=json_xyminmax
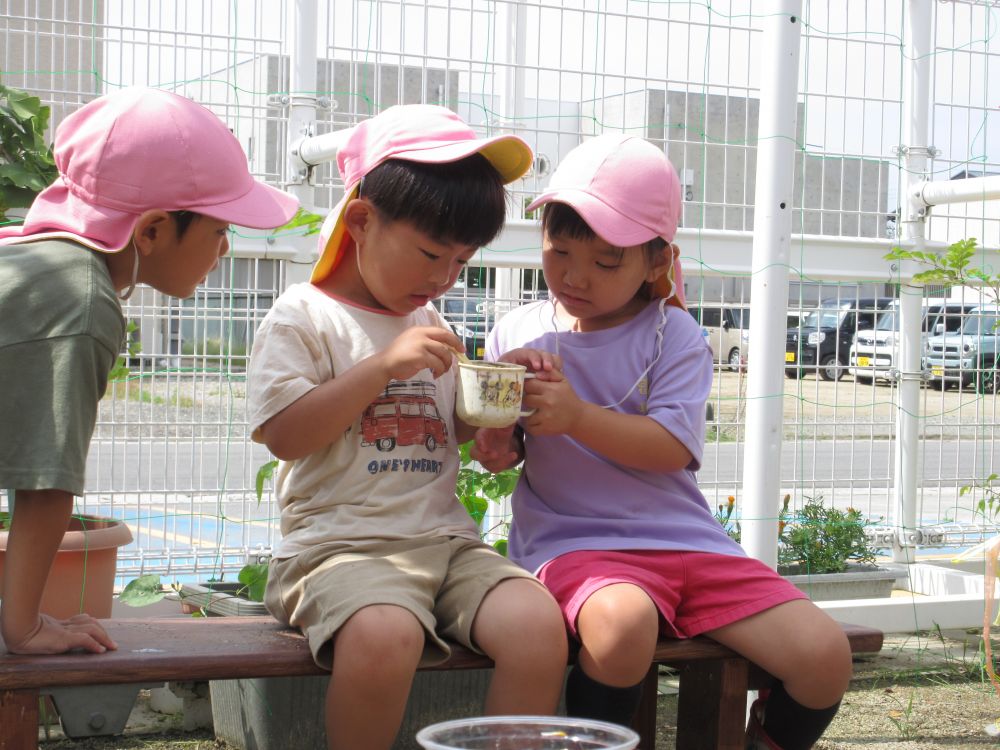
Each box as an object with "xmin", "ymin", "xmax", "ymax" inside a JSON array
[
  {"xmin": 311, "ymin": 104, "xmax": 533, "ymax": 284},
  {"xmin": 526, "ymin": 133, "xmax": 686, "ymax": 308},
  {"xmin": 0, "ymin": 88, "xmax": 299, "ymax": 252}
]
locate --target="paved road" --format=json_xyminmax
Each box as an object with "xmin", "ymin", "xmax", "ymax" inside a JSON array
[{"xmin": 699, "ymin": 439, "xmax": 1000, "ymax": 486}]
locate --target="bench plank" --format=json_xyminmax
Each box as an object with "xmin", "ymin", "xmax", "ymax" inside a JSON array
[{"xmin": 0, "ymin": 618, "xmax": 882, "ymax": 750}]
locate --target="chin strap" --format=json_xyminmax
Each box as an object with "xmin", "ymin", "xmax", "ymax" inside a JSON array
[{"xmin": 117, "ymin": 246, "xmax": 140, "ymax": 301}]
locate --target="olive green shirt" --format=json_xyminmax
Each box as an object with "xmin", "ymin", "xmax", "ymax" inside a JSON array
[{"xmin": 0, "ymin": 239, "xmax": 125, "ymax": 495}]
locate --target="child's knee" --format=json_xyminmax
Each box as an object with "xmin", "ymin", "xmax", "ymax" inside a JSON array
[{"xmin": 335, "ymin": 604, "xmax": 425, "ymax": 665}]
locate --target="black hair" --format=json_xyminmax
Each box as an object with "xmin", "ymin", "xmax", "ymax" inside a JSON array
[
  {"xmin": 542, "ymin": 202, "xmax": 668, "ymax": 300},
  {"xmin": 170, "ymin": 210, "xmax": 200, "ymax": 238},
  {"xmin": 541, "ymin": 202, "xmax": 667, "ymax": 263},
  {"xmin": 359, "ymin": 153, "xmax": 507, "ymax": 248}
]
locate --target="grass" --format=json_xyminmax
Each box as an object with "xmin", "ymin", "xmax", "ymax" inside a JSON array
[{"xmin": 106, "ymin": 381, "xmax": 196, "ymax": 408}]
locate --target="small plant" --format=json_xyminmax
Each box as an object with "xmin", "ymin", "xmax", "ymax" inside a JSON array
[
  {"xmin": 716, "ymin": 495, "xmax": 877, "ymax": 574},
  {"xmin": 107, "ymin": 320, "xmax": 141, "ymax": 382},
  {"xmin": 885, "ymin": 237, "xmax": 998, "ymax": 304},
  {"xmin": 778, "ymin": 497, "xmax": 877, "ymax": 574},
  {"xmin": 456, "ymin": 442, "xmax": 520, "ymax": 555},
  {"xmin": 714, "ymin": 495, "xmax": 741, "ymax": 543},
  {"xmin": 273, "ymin": 206, "xmax": 325, "ymax": 236},
  {"xmin": 713, "ymin": 493, "xmax": 790, "ymax": 545},
  {"xmin": 0, "ymin": 81, "xmax": 58, "ymax": 223}
]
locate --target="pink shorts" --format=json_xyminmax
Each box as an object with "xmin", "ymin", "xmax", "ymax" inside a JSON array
[{"xmin": 537, "ymin": 549, "xmax": 808, "ymax": 639}]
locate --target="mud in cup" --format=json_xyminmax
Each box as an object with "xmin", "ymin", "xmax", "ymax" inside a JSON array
[
  {"xmin": 416, "ymin": 716, "xmax": 639, "ymax": 750},
  {"xmin": 456, "ymin": 361, "xmax": 535, "ymax": 428}
]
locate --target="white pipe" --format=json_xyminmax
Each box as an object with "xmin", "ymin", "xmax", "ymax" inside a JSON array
[
  {"xmin": 295, "ymin": 127, "xmax": 353, "ymax": 168},
  {"xmin": 739, "ymin": 0, "xmax": 803, "ymax": 569},
  {"xmin": 892, "ymin": 0, "xmax": 934, "ymax": 564},
  {"xmin": 917, "ymin": 174, "xmax": 1000, "ymax": 207},
  {"xmin": 285, "ymin": 0, "xmax": 320, "ymax": 284}
]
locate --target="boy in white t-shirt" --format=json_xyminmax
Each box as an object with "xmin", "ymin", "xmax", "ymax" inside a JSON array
[{"xmin": 247, "ymin": 105, "xmax": 568, "ymax": 750}]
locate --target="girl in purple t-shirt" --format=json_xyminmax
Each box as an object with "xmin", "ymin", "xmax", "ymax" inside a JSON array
[{"xmin": 473, "ymin": 134, "xmax": 851, "ymax": 750}]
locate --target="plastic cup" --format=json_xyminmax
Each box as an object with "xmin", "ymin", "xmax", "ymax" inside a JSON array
[{"xmin": 415, "ymin": 716, "xmax": 640, "ymax": 750}]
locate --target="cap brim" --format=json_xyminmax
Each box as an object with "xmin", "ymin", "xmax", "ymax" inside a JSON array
[
  {"xmin": 194, "ymin": 180, "xmax": 300, "ymax": 230},
  {"xmin": 527, "ymin": 188, "xmax": 659, "ymax": 247},
  {"xmin": 395, "ymin": 134, "xmax": 533, "ymax": 185},
  {"xmin": 310, "ymin": 184, "xmax": 359, "ymax": 284}
]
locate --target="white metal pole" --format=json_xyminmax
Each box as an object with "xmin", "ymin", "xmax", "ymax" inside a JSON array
[
  {"xmin": 892, "ymin": 1, "xmax": 934, "ymax": 563},
  {"xmin": 284, "ymin": 0, "xmax": 320, "ymax": 288},
  {"xmin": 740, "ymin": 1, "xmax": 803, "ymax": 568},
  {"xmin": 492, "ymin": 0, "xmax": 527, "ymax": 312}
]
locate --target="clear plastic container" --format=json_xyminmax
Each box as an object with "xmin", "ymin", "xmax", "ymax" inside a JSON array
[{"xmin": 415, "ymin": 716, "xmax": 640, "ymax": 750}]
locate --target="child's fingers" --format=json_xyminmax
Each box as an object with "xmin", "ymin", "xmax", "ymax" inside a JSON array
[{"xmin": 64, "ymin": 613, "xmax": 118, "ymax": 650}]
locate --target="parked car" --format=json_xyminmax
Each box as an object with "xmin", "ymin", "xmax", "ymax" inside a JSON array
[
  {"xmin": 785, "ymin": 297, "xmax": 894, "ymax": 381},
  {"xmin": 923, "ymin": 304, "xmax": 1000, "ymax": 391},
  {"xmin": 848, "ymin": 300, "xmax": 975, "ymax": 385},
  {"xmin": 433, "ymin": 291, "xmax": 491, "ymax": 360},
  {"xmin": 688, "ymin": 305, "xmax": 750, "ymax": 371}
]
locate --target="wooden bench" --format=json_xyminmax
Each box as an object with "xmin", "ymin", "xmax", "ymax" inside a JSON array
[{"xmin": 0, "ymin": 617, "xmax": 882, "ymax": 750}]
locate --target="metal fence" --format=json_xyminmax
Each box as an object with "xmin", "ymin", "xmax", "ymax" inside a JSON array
[{"xmin": 4, "ymin": 0, "xmax": 1000, "ymax": 583}]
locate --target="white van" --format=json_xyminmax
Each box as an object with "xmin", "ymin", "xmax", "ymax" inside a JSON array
[{"xmin": 848, "ymin": 300, "xmax": 974, "ymax": 384}]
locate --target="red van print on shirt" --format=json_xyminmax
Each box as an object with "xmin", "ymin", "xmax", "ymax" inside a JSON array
[{"xmin": 360, "ymin": 380, "xmax": 448, "ymax": 452}]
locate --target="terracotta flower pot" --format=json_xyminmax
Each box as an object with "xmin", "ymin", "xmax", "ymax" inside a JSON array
[{"xmin": 0, "ymin": 514, "xmax": 133, "ymax": 619}]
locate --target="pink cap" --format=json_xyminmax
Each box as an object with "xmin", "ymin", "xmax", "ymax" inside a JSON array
[
  {"xmin": 527, "ymin": 133, "xmax": 686, "ymax": 309},
  {"xmin": 0, "ymin": 88, "xmax": 299, "ymax": 252},
  {"xmin": 526, "ymin": 133, "xmax": 681, "ymax": 246},
  {"xmin": 312, "ymin": 105, "xmax": 533, "ymax": 283}
]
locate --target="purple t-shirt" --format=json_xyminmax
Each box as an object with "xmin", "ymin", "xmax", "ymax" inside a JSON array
[{"xmin": 487, "ymin": 299, "xmax": 747, "ymax": 573}]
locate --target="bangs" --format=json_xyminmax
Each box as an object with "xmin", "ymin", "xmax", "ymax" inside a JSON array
[{"xmin": 362, "ymin": 156, "xmax": 508, "ymax": 248}]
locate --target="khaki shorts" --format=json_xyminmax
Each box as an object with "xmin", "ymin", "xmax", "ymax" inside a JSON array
[{"xmin": 265, "ymin": 536, "xmax": 539, "ymax": 669}]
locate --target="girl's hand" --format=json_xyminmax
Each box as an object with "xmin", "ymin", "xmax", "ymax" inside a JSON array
[
  {"xmin": 521, "ymin": 369, "xmax": 587, "ymax": 436},
  {"xmin": 470, "ymin": 426, "xmax": 522, "ymax": 472},
  {"xmin": 378, "ymin": 326, "xmax": 465, "ymax": 381},
  {"xmin": 498, "ymin": 348, "xmax": 562, "ymax": 380}
]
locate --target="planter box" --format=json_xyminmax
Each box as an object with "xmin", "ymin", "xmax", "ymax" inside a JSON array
[
  {"xmin": 0, "ymin": 514, "xmax": 132, "ymax": 620},
  {"xmin": 781, "ymin": 565, "xmax": 901, "ymax": 601},
  {"xmin": 179, "ymin": 582, "xmax": 269, "ymax": 617},
  {"xmin": 185, "ymin": 584, "xmax": 493, "ymax": 750}
]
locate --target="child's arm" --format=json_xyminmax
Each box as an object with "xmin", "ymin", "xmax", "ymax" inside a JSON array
[
  {"xmin": 258, "ymin": 326, "xmax": 463, "ymax": 460},
  {"xmin": 1, "ymin": 490, "xmax": 117, "ymax": 654},
  {"xmin": 522, "ymin": 370, "xmax": 693, "ymax": 473}
]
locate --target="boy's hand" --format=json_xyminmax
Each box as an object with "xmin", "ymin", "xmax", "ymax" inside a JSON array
[
  {"xmin": 380, "ymin": 326, "xmax": 465, "ymax": 381},
  {"xmin": 3, "ymin": 613, "xmax": 118, "ymax": 655},
  {"xmin": 498, "ymin": 348, "xmax": 562, "ymax": 380},
  {"xmin": 470, "ymin": 426, "xmax": 521, "ymax": 472},
  {"xmin": 521, "ymin": 369, "xmax": 586, "ymax": 436}
]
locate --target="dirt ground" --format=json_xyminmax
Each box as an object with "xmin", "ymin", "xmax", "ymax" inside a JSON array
[
  {"xmin": 34, "ymin": 629, "xmax": 1000, "ymax": 750},
  {"xmin": 709, "ymin": 368, "xmax": 1000, "ymax": 440}
]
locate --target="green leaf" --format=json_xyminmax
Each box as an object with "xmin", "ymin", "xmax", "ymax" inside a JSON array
[
  {"xmin": 237, "ymin": 563, "xmax": 269, "ymax": 602},
  {"xmin": 492, "ymin": 538, "xmax": 508, "ymax": 556},
  {"xmin": 274, "ymin": 207, "xmax": 325, "ymax": 236},
  {"xmin": 255, "ymin": 460, "xmax": 279, "ymax": 504},
  {"xmin": 119, "ymin": 574, "xmax": 168, "ymax": 607}
]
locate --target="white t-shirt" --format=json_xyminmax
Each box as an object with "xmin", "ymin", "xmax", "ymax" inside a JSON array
[{"xmin": 247, "ymin": 282, "xmax": 479, "ymax": 559}]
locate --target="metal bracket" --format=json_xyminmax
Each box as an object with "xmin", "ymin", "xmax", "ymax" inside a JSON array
[
  {"xmin": 892, "ymin": 144, "xmax": 941, "ymax": 159},
  {"xmin": 891, "ymin": 368, "xmax": 925, "ymax": 383},
  {"xmin": 44, "ymin": 682, "xmax": 163, "ymax": 738}
]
